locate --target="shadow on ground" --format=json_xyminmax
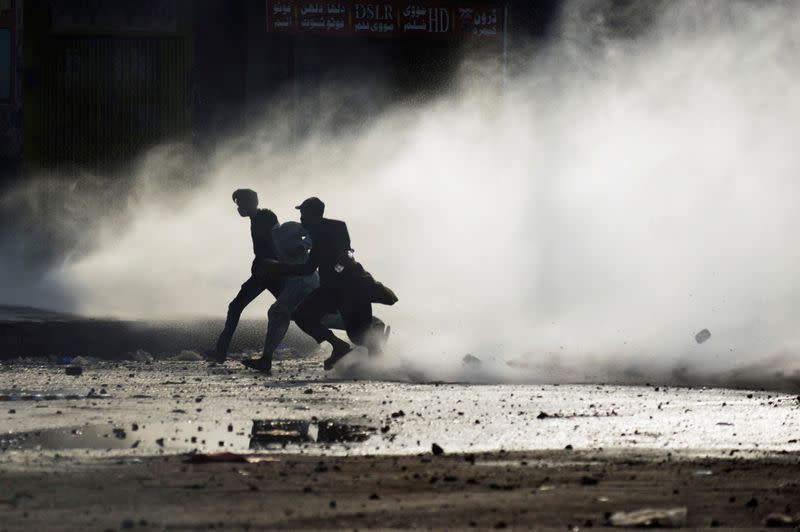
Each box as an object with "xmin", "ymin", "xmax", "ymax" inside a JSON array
[{"xmin": 0, "ymin": 305, "xmax": 316, "ymax": 359}]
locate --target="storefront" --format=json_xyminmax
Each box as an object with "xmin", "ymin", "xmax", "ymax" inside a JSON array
[
  {"xmin": 22, "ymin": 0, "xmax": 194, "ymax": 175},
  {"xmin": 12, "ymin": 0, "xmax": 558, "ymax": 175}
]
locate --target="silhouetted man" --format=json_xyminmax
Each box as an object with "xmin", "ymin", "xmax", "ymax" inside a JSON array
[
  {"xmin": 260, "ymin": 197, "xmax": 397, "ymax": 370},
  {"xmin": 211, "ymin": 189, "xmax": 283, "ymax": 363}
]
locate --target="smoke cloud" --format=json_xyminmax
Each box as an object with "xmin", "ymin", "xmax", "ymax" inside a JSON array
[{"xmin": 3, "ymin": 0, "xmax": 800, "ymax": 388}]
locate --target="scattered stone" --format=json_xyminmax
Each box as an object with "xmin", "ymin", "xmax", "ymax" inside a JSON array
[
  {"xmin": 608, "ymin": 507, "xmax": 687, "ymax": 527},
  {"xmin": 113, "ymin": 428, "xmax": 127, "ymax": 439},
  {"xmin": 390, "ymin": 410, "xmax": 405, "ymax": 418},
  {"xmin": 431, "ymin": 443, "xmax": 444, "ymax": 455},
  {"xmin": 369, "ymin": 493, "xmax": 380, "ymax": 500},
  {"xmin": 489, "ymin": 483, "xmax": 518, "ymax": 491},
  {"xmin": 303, "ymin": 388, "xmax": 313, "ymax": 394},
  {"xmin": 763, "ymin": 513, "xmax": 800, "ymax": 527},
  {"xmin": 746, "ymin": 497, "xmax": 758, "ymax": 509},
  {"xmin": 155, "ymin": 438, "xmax": 164, "ymax": 447},
  {"xmin": 65, "ymin": 366, "xmax": 83, "ymax": 376},
  {"xmin": 695, "ymin": 329, "xmax": 711, "ymax": 344},
  {"xmin": 581, "ymin": 476, "xmax": 599, "ymax": 485},
  {"xmin": 537, "ymin": 411, "xmax": 549, "ymax": 419}
]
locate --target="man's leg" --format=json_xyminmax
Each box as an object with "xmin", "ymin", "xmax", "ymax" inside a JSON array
[
  {"xmin": 214, "ymin": 276, "xmax": 266, "ymax": 362},
  {"xmin": 292, "ymin": 283, "xmax": 351, "ymax": 368},
  {"xmin": 262, "ymin": 276, "xmax": 285, "ymax": 300},
  {"xmin": 241, "ymin": 302, "xmax": 289, "ymax": 374},
  {"xmin": 321, "ymin": 312, "xmax": 346, "ymax": 330},
  {"xmin": 244, "ymin": 276, "xmax": 315, "ymax": 373},
  {"xmin": 341, "ymin": 296, "xmax": 374, "ymax": 351}
]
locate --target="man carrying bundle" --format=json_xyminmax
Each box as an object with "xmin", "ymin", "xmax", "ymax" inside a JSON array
[{"xmin": 259, "ymin": 197, "xmax": 397, "ymax": 370}]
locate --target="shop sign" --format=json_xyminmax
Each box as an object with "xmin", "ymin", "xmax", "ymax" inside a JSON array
[{"xmin": 267, "ymin": 1, "xmax": 503, "ymax": 39}]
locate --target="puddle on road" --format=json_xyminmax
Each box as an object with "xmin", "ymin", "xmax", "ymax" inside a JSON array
[
  {"xmin": 0, "ymin": 419, "xmax": 375, "ymax": 453},
  {"xmin": 249, "ymin": 419, "xmax": 374, "ymax": 449},
  {"xmin": 0, "ymin": 390, "xmax": 108, "ymax": 401}
]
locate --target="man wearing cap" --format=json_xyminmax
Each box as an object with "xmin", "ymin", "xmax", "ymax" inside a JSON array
[
  {"xmin": 210, "ymin": 188, "xmax": 284, "ymax": 363},
  {"xmin": 259, "ymin": 197, "xmax": 397, "ymax": 370}
]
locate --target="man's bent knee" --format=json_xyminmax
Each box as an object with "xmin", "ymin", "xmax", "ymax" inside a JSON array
[
  {"xmin": 268, "ymin": 305, "xmax": 291, "ymax": 322},
  {"xmin": 228, "ymin": 300, "xmax": 246, "ymax": 315}
]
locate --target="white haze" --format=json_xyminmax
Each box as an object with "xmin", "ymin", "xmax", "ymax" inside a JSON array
[{"xmin": 4, "ymin": 0, "xmax": 800, "ymax": 386}]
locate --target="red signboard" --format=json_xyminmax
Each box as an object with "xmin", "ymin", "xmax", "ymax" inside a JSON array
[{"xmin": 266, "ymin": 1, "xmax": 503, "ymax": 39}]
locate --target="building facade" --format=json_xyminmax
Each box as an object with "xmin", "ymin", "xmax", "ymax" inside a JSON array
[{"xmin": 10, "ymin": 0, "xmax": 557, "ymax": 179}]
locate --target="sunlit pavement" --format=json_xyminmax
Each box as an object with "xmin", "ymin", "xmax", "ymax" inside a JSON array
[{"xmin": 1, "ymin": 357, "xmax": 799, "ymax": 461}]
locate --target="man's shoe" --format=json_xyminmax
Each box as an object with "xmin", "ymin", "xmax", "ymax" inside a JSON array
[
  {"xmin": 241, "ymin": 358, "xmax": 272, "ymax": 375},
  {"xmin": 323, "ymin": 342, "xmax": 353, "ymax": 370},
  {"xmin": 201, "ymin": 348, "xmax": 226, "ymax": 364}
]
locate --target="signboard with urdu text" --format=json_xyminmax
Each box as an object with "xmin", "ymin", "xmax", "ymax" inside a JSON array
[{"xmin": 267, "ymin": 1, "xmax": 503, "ymax": 39}]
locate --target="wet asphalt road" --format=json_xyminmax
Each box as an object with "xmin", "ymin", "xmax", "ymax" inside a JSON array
[{"xmin": 2, "ymin": 354, "xmax": 799, "ymax": 460}]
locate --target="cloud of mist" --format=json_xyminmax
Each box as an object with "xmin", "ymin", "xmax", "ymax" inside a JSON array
[{"xmin": 3, "ymin": 0, "xmax": 800, "ymax": 388}]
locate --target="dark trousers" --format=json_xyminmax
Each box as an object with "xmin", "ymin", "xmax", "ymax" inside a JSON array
[
  {"xmin": 215, "ymin": 275, "xmax": 283, "ymax": 356},
  {"xmin": 292, "ymin": 275, "xmax": 373, "ymax": 346}
]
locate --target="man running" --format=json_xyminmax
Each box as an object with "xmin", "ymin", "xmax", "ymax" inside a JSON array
[
  {"xmin": 260, "ymin": 197, "xmax": 397, "ymax": 370},
  {"xmin": 211, "ymin": 189, "xmax": 283, "ymax": 363}
]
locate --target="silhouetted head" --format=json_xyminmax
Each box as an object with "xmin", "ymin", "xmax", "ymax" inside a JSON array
[
  {"xmin": 232, "ymin": 189, "xmax": 259, "ymax": 217},
  {"xmin": 296, "ymin": 197, "xmax": 325, "ymax": 229}
]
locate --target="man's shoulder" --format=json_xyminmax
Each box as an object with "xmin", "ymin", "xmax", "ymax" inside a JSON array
[
  {"xmin": 323, "ymin": 218, "xmax": 348, "ymax": 231},
  {"xmin": 255, "ymin": 209, "xmax": 278, "ymax": 223}
]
